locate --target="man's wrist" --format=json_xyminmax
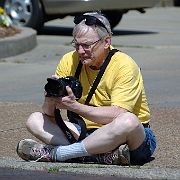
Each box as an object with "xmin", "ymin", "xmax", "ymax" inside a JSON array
[
  {"xmin": 42, "ymin": 96, "xmax": 56, "ymax": 117},
  {"xmin": 43, "ymin": 112, "xmax": 55, "ymax": 118},
  {"xmin": 68, "ymin": 101, "xmax": 83, "ymax": 114}
]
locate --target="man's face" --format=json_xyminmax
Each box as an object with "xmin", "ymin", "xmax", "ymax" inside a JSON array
[{"xmin": 73, "ymin": 28, "xmax": 108, "ymax": 68}]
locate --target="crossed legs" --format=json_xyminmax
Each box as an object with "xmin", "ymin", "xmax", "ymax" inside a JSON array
[{"xmin": 26, "ymin": 111, "xmax": 145, "ymax": 154}]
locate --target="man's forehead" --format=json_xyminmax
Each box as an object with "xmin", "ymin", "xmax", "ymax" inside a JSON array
[
  {"xmin": 75, "ymin": 30, "xmax": 99, "ymax": 42},
  {"xmin": 76, "ymin": 25, "xmax": 98, "ymax": 35}
]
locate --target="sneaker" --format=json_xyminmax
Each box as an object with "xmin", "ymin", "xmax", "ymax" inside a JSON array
[
  {"xmin": 16, "ymin": 139, "xmax": 57, "ymax": 162},
  {"xmin": 96, "ymin": 144, "xmax": 130, "ymax": 166}
]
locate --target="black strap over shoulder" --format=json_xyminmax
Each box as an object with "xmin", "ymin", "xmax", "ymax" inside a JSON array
[
  {"xmin": 85, "ymin": 49, "xmax": 119, "ymax": 105},
  {"xmin": 55, "ymin": 49, "xmax": 119, "ymax": 143},
  {"xmin": 74, "ymin": 61, "xmax": 83, "ymax": 79}
]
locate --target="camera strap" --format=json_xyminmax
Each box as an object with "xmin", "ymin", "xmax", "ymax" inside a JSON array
[
  {"xmin": 84, "ymin": 49, "xmax": 119, "ymax": 105},
  {"xmin": 55, "ymin": 109, "xmax": 77, "ymax": 143},
  {"xmin": 55, "ymin": 49, "xmax": 119, "ymax": 143}
]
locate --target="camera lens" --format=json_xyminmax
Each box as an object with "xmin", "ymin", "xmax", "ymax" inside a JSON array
[{"xmin": 45, "ymin": 78, "xmax": 66, "ymax": 97}]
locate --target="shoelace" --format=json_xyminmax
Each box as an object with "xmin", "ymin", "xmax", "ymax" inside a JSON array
[
  {"xmin": 30, "ymin": 147, "xmax": 52, "ymax": 162},
  {"xmin": 104, "ymin": 152, "xmax": 118, "ymax": 164},
  {"xmin": 97, "ymin": 152, "xmax": 118, "ymax": 165}
]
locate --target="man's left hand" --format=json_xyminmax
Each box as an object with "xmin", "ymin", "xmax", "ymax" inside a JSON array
[{"xmin": 55, "ymin": 86, "xmax": 77, "ymax": 110}]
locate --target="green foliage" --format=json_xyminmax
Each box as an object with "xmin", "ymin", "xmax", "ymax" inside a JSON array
[{"xmin": 0, "ymin": 7, "xmax": 12, "ymax": 27}]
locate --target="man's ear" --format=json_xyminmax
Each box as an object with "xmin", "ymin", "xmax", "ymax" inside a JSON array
[{"xmin": 104, "ymin": 36, "xmax": 111, "ymax": 50}]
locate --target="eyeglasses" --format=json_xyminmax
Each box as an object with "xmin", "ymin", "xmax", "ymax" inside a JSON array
[
  {"xmin": 74, "ymin": 15, "xmax": 108, "ymax": 33},
  {"xmin": 71, "ymin": 38, "xmax": 102, "ymax": 50}
]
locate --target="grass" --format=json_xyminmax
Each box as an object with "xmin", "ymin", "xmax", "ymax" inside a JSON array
[{"xmin": 0, "ymin": 59, "xmax": 26, "ymax": 64}]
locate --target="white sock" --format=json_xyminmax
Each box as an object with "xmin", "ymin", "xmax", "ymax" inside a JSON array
[{"xmin": 55, "ymin": 141, "xmax": 90, "ymax": 161}]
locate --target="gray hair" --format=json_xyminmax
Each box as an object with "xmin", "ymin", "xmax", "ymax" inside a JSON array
[
  {"xmin": 84, "ymin": 12, "xmax": 112, "ymax": 35},
  {"xmin": 72, "ymin": 12, "xmax": 112, "ymax": 39}
]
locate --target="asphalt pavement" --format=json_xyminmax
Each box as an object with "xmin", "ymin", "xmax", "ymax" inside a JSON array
[{"xmin": 0, "ymin": 6, "xmax": 180, "ymax": 180}]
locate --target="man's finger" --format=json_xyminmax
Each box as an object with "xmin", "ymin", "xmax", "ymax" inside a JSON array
[
  {"xmin": 51, "ymin": 74, "xmax": 59, "ymax": 79},
  {"xmin": 66, "ymin": 86, "xmax": 73, "ymax": 96}
]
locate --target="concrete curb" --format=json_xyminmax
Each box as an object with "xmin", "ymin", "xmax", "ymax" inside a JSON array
[
  {"xmin": 0, "ymin": 157, "xmax": 179, "ymax": 179},
  {"xmin": 0, "ymin": 27, "xmax": 37, "ymax": 59}
]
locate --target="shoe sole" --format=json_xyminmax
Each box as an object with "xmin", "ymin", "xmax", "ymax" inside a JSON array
[
  {"xmin": 118, "ymin": 144, "xmax": 130, "ymax": 166},
  {"xmin": 118, "ymin": 154, "xmax": 130, "ymax": 165}
]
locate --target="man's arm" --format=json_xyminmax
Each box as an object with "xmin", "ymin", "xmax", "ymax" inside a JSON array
[
  {"xmin": 69, "ymin": 101, "xmax": 128, "ymax": 125},
  {"xmin": 55, "ymin": 86, "xmax": 128, "ymax": 125}
]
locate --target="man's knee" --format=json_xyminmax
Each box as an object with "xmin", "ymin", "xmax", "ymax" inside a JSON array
[
  {"xmin": 112, "ymin": 112, "xmax": 142, "ymax": 133},
  {"xmin": 115, "ymin": 112, "xmax": 145, "ymax": 150}
]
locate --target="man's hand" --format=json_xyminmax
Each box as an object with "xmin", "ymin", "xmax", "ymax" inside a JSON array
[
  {"xmin": 55, "ymin": 86, "xmax": 77, "ymax": 110},
  {"xmin": 51, "ymin": 74, "xmax": 59, "ymax": 79}
]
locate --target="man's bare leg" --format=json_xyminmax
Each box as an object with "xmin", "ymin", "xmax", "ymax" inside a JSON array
[
  {"xmin": 20, "ymin": 112, "xmax": 145, "ymax": 163},
  {"xmin": 54, "ymin": 112, "xmax": 145, "ymax": 162},
  {"xmin": 26, "ymin": 112, "xmax": 80, "ymax": 145},
  {"xmin": 83, "ymin": 112, "xmax": 145, "ymax": 154}
]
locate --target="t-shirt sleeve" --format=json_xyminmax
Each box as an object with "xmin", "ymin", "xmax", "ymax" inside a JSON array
[{"xmin": 55, "ymin": 51, "xmax": 78, "ymax": 77}]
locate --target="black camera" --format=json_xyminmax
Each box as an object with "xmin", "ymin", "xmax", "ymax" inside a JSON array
[{"xmin": 44, "ymin": 76, "xmax": 82, "ymax": 99}]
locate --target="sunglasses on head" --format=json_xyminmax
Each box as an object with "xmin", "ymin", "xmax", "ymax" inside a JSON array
[{"xmin": 74, "ymin": 15, "xmax": 108, "ymax": 33}]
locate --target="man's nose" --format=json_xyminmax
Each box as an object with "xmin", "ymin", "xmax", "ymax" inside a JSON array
[{"xmin": 77, "ymin": 45, "xmax": 85, "ymax": 53}]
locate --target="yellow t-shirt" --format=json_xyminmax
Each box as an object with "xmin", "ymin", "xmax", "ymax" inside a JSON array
[{"xmin": 55, "ymin": 50, "xmax": 150, "ymax": 128}]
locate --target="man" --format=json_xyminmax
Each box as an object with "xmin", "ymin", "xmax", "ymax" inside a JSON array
[{"xmin": 17, "ymin": 12, "xmax": 156, "ymax": 165}]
